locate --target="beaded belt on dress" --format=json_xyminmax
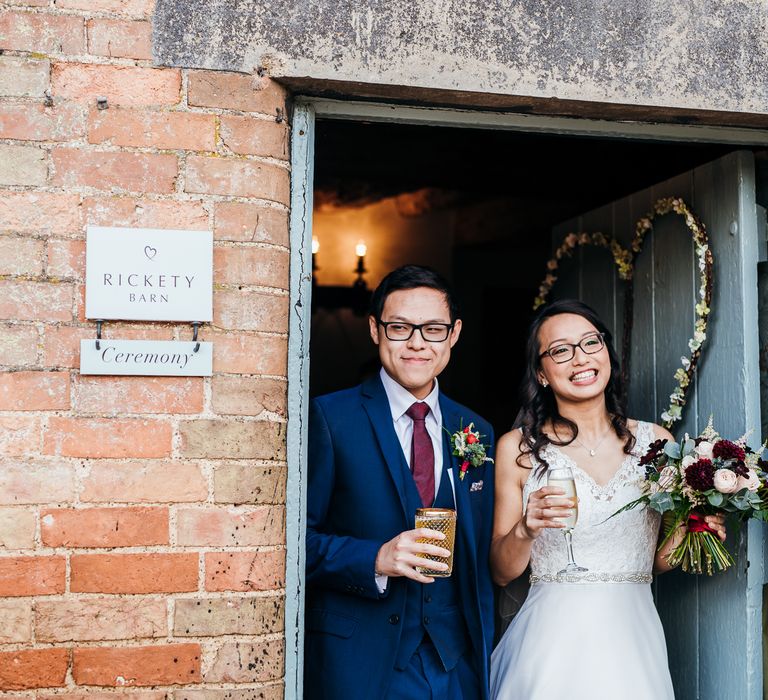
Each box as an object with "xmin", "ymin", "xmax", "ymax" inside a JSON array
[{"xmin": 530, "ymin": 571, "xmax": 653, "ymax": 584}]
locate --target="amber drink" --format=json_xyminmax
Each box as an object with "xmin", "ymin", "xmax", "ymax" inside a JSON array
[{"xmin": 415, "ymin": 507, "xmax": 456, "ymax": 577}]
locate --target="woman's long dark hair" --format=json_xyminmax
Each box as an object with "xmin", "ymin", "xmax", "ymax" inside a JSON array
[{"xmin": 514, "ymin": 299, "xmax": 635, "ymax": 472}]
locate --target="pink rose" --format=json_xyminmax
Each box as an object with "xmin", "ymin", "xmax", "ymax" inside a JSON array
[
  {"xmin": 736, "ymin": 469, "xmax": 761, "ymax": 492},
  {"xmin": 713, "ymin": 469, "xmax": 739, "ymax": 494},
  {"xmin": 695, "ymin": 440, "xmax": 714, "ymax": 460}
]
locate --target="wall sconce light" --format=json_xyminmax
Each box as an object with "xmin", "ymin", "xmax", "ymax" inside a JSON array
[{"xmin": 312, "ymin": 238, "xmax": 372, "ymax": 316}]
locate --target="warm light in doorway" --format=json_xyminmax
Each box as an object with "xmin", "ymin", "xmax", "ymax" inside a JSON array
[
  {"xmin": 312, "ymin": 236, "xmax": 320, "ymax": 254},
  {"xmin": 355, "ymin": 240, "xmax": 367, "ymax": 257}
]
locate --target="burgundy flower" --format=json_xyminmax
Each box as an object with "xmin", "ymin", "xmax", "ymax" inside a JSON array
[
  {"xmin": 732, "ymin": 461, "xmax": 749, "ymax": 478},
  {"xmin": 640, "ymin": 438, "xmax": 668, "ymax": 466},
  {"xmin": 685, "ymin": 458, "xmax": 715, "ymax": 492},
  {"xmin": 712, "ymin": 440, "xmax": 746, "ymax": 462}
]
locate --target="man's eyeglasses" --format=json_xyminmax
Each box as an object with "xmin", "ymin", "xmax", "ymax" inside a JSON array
[
  {"xmin": 378, "ymin": 321, "xmax": 454, "ymax": 342},
  {"xmin": 539, "ymin": 332, "xmax": 606, "ymax": 364}
]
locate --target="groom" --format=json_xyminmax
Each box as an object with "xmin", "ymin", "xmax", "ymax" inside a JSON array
[{"xmin": 305, "ymin": 265, "xmax": 495, "ymax": 699}]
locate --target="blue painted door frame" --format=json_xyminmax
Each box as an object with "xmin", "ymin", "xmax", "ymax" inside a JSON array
[{"xmin": 552, "ymin": 151, "xmax": 765, "ymax": 699}]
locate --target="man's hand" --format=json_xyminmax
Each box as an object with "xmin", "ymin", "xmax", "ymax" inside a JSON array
[{"xmin": 375, "ymin": 528, "xmax": 450, "ymax": 584}]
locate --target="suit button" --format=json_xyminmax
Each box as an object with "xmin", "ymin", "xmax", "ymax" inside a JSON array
[
  {"xmin": 423, "ymin": 616, "xmax": 430, "ymax": 625},
  {"xmin": 424, "ymin": 595, "xmax": 432, "ymax": 603},
  {"xmin": 389, "ymin": 614, "xmax": 400, "ymax": 625}
]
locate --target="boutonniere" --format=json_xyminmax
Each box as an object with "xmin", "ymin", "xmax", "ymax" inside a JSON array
[{"xmin": 448, "ymin": 422, "xmax": 494, "ymax": 480}]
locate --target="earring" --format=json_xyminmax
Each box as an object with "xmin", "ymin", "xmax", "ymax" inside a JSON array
[{"xmin": 541, "ymin": 379, "xmax": 549, "ymax": 388}]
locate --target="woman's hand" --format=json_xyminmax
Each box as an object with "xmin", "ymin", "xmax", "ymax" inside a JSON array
[
  {"xmin": 517, "ymin": 486, "xmax": 576, "ymax": 540},
  {"xmin": 700, "ymin": 513, "xmax": 727, "ymax": 542}
]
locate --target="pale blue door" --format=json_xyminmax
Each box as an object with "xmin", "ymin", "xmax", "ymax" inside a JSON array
[{"xmin": 552, "ymin": 151, "xmax": 765, "ymax": 699}]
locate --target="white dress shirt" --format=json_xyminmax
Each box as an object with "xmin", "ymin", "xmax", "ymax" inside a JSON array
[
  {"xmin": 375, "ymin": 368, "xmax": 454, "ymax": 593},
  {"xmin": 379, "ymin": 367, "xmax": 444, "ymax": 494}
]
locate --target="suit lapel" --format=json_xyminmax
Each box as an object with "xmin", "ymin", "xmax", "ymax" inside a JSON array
[
  {"xmin": 361, "ymin": 375, "xmax": 410, "ymax": 520},
  {"xmin": 439, "ymin": 395, "xmax": 478, "ymax": 573}
]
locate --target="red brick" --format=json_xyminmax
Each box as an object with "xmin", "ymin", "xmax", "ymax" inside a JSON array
[
  {"xmin": 0, "ymin": 556, "xmax": 65, "ymax": 596},
  {"xmin": 211, "ymin": 376, "xmax": 286, "ymax": 417},
  {"xmin": 0, "ymin": 325, "xmax": 39, "ymax": 367},
  {"xmin": 40, "ymin": 693, "xmax": 166, "ymax": 700},
  {"xmin": 0, "ymin": 648, "xmax": 68, "ymax": 690},
  {"xmin": 0, "ymin": 507, "xmax": 36, "ymax": 548},
  {"xmin": 0, "ymin": 459, "xmax": 75, "ymax": 504},
  {"xmin": 0, "ymin": 56, "xmax": 49, "ymax": 97},
  {"xmin": 73, "ymin": 644, "xmax": 201, "ymax": 686},
  {"xmin": 47, "ymin": 238, "xmax": 85, "ymax": 279},
  {"xmin": 0, "ymin": 192, "xmax": 82, "ymax": 236},
  {"xmin": 52, "ymin": 63, "xmax": 181, "ymax": 107},
  {"xmin": 176, "ymin": 506, "xmax": 285, "ymax": 547},
  {"xmin": 0, "ymin": 280, "xmax": 72, "ymax": 321},
  {"xmin": 212, "ymin": 463, "xmax": 286, "ymax": 504},
  {"xmin": 41, "ymin": 506, "xmax": 168, "ymax": 547},
  {"xmin": 43, "ymin": 417, "xmax": 172, "ymax": 458},
  {"xmin": 188, "ymin": 72, "xmax": 287, "ymax": 115},
  {"xmin": 4, "ymin": 0, "xmax": 50, "ymax": 6},
  {"xmin": 0, "ymin": 11, "xmax": 84, "ymax": 54},
  {"xmin": 73, "ymin": 375, "xmax": 203, "ymax": 414},
  {"xmin": 185, "ymin": 156, "xmax": 289, "ymax": 203},
  {"xmin": 214, "ymin": 289, "xmax": 288, "ymax": 332},
  {"xmin": 88, "ymin": 107, "xmax": 215, "ymax": 151},
  {"xmin": 213, "ymin": 246, "xmax": 289, "ymax": 289},
  {"xmin": 83, "ymin": 196, "xmax": 209, "ymax": 230},
  {"xmin": 36, "ymin": 597, "xmax": 167, "ymax": 642},
  {"xmin": 211, "ymin": 332, "xmax": 287, "ymax": 375},
  {"xmin": 0, "ymin": 102, "xmax": 86, "ymax": 141},
  {"xmin": 71, "ymin": 552, "xmax": 198, "ymax": 593},
  {"xmin": 80, "ymin": 459, "xmax": 207, "ymax": 503},
  {"xmin": 87, "ymin": 18, "xmax": 152, "ymax": 59},
  {"xmin": 0, "ymin": 235, "xmax": 45, "ymax": 276},
  {"xmin": 213, "ymin": 202, "xmax": 288, "ymax": 244},
  {"xmin": 0, "ymin": 416, "xmax": 40, "ymax": 456},
  {"xmin": 52, "ymin": 148, "xmax": 178, "ymax": 194},
  {"xmin": 220, "ymin": 116, "xmax": 289, "ymax": 159},
  {"xmin": 56, "ymin": 0, "xmax": 155, "ymax": 16},
  {"xmin": 205, "ymin": 549, "xmax": 285, "ymax": 591},
  {"xmin": 0, "ymin": 370, "xmax": 69, "ymax": 410}
]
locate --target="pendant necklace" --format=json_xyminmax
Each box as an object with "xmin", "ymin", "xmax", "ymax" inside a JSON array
[{"xmin": 574, "ymin": 423, "xmax": 613, "ymax": 457}]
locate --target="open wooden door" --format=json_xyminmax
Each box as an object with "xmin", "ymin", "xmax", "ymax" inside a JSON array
[{"xmin": 551, "ymin": 151, "xmax": 765, "ymax": 699}]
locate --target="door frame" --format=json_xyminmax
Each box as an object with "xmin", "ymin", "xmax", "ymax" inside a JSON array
[{"xmin": 285, "ymin": 98, "xmax": 768, "ymax": 699}]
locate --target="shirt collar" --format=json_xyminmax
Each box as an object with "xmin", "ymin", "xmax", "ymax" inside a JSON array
[{"xmin": 379, "ymin": 367, "xmax": 441, "ymax": 423}]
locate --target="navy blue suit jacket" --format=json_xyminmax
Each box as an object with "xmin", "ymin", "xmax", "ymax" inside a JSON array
[{"xmin": 305, "ymin": 374, "xmax": 495, "ymax": 700}]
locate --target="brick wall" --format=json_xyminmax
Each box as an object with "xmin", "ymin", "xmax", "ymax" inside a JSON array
[{"xmin": 0, "ymin": 1, "xmax": 290, "ymax": 697}]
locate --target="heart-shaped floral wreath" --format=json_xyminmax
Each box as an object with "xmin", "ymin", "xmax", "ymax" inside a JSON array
[{"xmin": 533, "ymin": 197, "xmax": 713, "ymax": 428}]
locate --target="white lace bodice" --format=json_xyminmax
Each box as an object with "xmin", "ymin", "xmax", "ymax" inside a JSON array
[{"xmin": 523, "ymin": 421, "xmax": 661, "ymax": 584}]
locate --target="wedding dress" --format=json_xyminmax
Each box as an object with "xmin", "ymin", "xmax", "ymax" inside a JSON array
[{"xmin": 490, "ymin": 421, "xmax": 675, "ymax": 699}]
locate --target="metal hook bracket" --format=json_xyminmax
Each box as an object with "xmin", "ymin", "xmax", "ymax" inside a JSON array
[
  {"xmin": 191, "ymin": 321, "xmax": 202, "ymax": 353},
  {"xmin": 95, "ymin": 319, "xmax": 104, "ymax": 350}
]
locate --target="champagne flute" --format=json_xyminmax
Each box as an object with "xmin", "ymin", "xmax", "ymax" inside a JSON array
[{"xmin": 547, "ymin": 466, "xmax": 588, "ymax": 575}]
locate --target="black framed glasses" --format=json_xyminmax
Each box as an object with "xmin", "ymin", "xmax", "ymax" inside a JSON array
[
  {"xmin": 540, "ymin": 332, "xmax": 606, "ymax": 364},
  {"xmin": 378, "ymin": 320, "xmax": 454, "ymax": 342}
]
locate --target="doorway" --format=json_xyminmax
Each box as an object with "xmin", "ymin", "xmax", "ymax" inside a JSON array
[{"xmin": 285, "ymin": 99, "xmax": 768, "ymax": 700}]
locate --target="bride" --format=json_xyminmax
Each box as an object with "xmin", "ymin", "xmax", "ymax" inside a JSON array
[{"xmin": 489, "ymin": 299, "xmax": 726, "ymax": 699}]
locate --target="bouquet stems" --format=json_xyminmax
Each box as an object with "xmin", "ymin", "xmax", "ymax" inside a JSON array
[{"xmin": 665, "ymin": 530, "xmax": 734, "ymax": 575}]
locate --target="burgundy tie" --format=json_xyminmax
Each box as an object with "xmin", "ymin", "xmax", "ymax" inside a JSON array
[{"xmin": 406, "ymin": 402, "xmax": 435, "ymax": 507}]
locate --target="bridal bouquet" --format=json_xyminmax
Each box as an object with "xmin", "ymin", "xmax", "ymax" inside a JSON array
[{"xmin": 616, "ymin": 418, "xmax": 768, "ymax": 575}]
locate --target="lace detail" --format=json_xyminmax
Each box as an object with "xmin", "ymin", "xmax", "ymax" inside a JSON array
[
  {"xmin": 530, "ymin": 571, "xmax": 653, "ymax": 585},
  {"xmin": 522, "ymin": 421, "xmax": 661, "ymax": 583}
]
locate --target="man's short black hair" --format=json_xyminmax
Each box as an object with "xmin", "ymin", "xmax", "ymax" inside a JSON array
[{"xmin": 370, "ymin": 265, "xmax": 460, "ymax": 323}]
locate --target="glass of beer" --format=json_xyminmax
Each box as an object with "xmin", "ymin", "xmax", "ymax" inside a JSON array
[
  {"xmin": 546, "ymin": 466, "xmax": 588, "ymax": 575},
  {"xmin": 414, "ymin": 507, "xmax": 457, "ymax": 577}
]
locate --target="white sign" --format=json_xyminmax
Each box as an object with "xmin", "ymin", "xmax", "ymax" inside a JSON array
[
  {"xmin": 80, "ymin": 339, "xmax": 213, "ymax": 377},
  {"xmin": 85, "ymin": 226, "xmax": 213, "ymax": 321}
]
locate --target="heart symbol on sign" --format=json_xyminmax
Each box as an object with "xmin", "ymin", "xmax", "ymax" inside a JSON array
[{"xmin": 144, "ymin": 246, "xmax": 157, "ymax": 260}]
